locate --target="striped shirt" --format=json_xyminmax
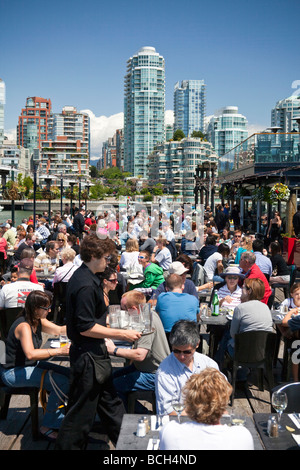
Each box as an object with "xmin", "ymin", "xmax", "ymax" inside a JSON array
[{"xmin": 217, "ymin": 284, "xmax": 242, "ymax": 308}]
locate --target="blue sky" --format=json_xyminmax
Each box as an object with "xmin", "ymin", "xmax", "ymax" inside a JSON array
[{"xmin": 1, "ymin": 0, "xmax": 300, "ymax": 157}]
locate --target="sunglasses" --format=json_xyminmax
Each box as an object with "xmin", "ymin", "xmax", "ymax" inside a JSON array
[
  {"xmin": 227, "ymin": 276, "xmax": 239, "ymax": 280},
  {"xmin": 40, "ymin": 306, "xmax": 51, "ymax": 311},
  {"xmin": 138, "ymin": 256, "xmax": 146, "ymax": 259},
  {"xmin": 108, "ymin": 279, "xmax": 118, "ymax": 283},
  {"xmin": 172, "ymin": 349, "xmax": 193, "ymax": 355}
]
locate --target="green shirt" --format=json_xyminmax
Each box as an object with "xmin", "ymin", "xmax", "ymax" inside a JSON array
[{"xmin": 130, "ymin": 263, "xmax": 164, "ymax": 289}]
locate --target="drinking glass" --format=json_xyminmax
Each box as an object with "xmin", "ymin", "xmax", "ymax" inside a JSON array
[
  {"xmin": 128, "ymin": 309, "xmax": 144, "ymax": 332},
  {"xmin": 59, "ymin": 335, "xmax": 68, "ymax": 347},
  {"xmin": 200, "ymin": 303, "xmax": 208, "ymax": 318},
  {"xmin": 141, "ymin": 303, "xmax": 152, "ymax": 333},
  {"xmin": 109, "ymin": 312, "xmax": 119, "ymax": 329},
  {"xmin": 109, "ymin": 305, "xmax": 121, "ymax": 315},
  {"xmin": 230, "ymin": 409, "xmax": 245, "ymax": 426},
  {"xmin": 171, "ymin": 394, "xmax": 184, "ymax": 423},
  {"xmin": 271, "ymin": 391, "xmax": 288, "ymax": 431},
  {"xmin": 118, "ymin": 310, "xmax": 129, "ymax": 329}
]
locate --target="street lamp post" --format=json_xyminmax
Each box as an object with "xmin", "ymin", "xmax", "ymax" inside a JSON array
[
  {"xmin": 60, "ymin": 174, "xmax": 63, "ymax": 215},
  {"xmin": 11, "ymin": 166, "xmax": 16, "ymax": 227},
  {"xmin": 78, "ymin": 177, "xmax": 81, "ymax": 209},
  {"xmin": 33, "ymin": 164, "xmax": 38, "ymax": 228},
  {"xmin": 44, "ymin": 176, "xmax": 52, "ymax": 221},
  {"xmin": 85, "ymin": 182, "xmax": 91, "ymax": 212},
  {"xmin": 69, "ymin": 181, "xmax": 76, "ymax": 219}
]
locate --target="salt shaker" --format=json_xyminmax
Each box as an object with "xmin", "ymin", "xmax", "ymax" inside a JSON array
[{"xmin": 136, "ymin": 418, "xmax": 146, "ymax": 437}]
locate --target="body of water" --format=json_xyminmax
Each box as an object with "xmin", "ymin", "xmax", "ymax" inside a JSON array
[{"xmin": 0, "ymin": 209, "xmax": 33, "ymax": 227}]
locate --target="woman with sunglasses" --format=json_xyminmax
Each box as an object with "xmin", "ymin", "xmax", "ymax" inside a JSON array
[
  {"xmin": 0, "ymin": 290, "xmax": 70, "ymax": 441},
  {"xmin": 100, "ymin": 266, "xmax": 119, "ymax": 310},
  {"xmin": 56, "ymin": 233, "xmax": 68, "ymax": 253},
  {"xmin": 128, "ymin": 250, "xmax": 165, "ymax": 291}
]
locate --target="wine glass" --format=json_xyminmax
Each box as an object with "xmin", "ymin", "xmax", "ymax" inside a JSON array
[
  {"xmin": 271, "ymin": 391, "xmax": 288, "ymax": 431},
  {"xmin": 171, "ymin": 394, "xmax": 184, "ymax": 423}
]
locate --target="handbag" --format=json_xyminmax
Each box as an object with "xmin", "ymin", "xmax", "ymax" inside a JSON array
[{"xmin": 87, "ymin": 352, "xmax": 112, "ymax": 385}]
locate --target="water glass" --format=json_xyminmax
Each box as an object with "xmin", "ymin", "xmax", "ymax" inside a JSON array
[
  {"xmin": 109, "ymin": 305, "xmax": 121, "ymax": 315},
  {"xmin": 200, "ymin": 303, "xmax": 208, "ymax": 318},
  {"xmin": 119, "ymin": 310, "xmax": 130, "ymax": 329},
  {"xmin": 109, "ymin": 312, "xmax": 120, "ymax": 328},
  {"xmin": 271, "ymin": 391, "xmax": 288, "ymax": 431},
  {"xmin": 141, "ymin": 303, "xmax": 152, "ymax": 333},
  {"xmin": 128, "ymin": 309, "xmax": 144, "ymax": 332}
]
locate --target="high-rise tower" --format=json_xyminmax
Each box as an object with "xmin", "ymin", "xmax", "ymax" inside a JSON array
[
  {"xmin": 17, "ymin": 96, "xmax": 52, "ymax": 152},
  {"xmin": 174, "ymin": 80, "xmax": 206, "ymax": 136},
  {"xmin": 206, "ymin": 106, "xmax": 248, "ymax": 157},
  {"xmin": 271, "ymin": 94, "xmax": 300, "ymax": 132},
  {"xmin": 124, "ymin": 46, "xmax": 165, "ymax": 177}
]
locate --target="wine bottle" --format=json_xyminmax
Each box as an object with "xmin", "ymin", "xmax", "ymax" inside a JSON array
[{"xmin": 212, "ymin": 291, "xmax": 219, "ymax": 316}]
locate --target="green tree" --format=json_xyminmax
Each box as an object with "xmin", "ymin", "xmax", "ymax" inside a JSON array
[
  {"xmin": 191, "ymin": 130, "xmax": 206, "ymax": 139},
  {"xmin": 90, "ymin": 165, "xmax": 99, "ymax": 178},
  {"xmin": 102, "ymin": 167, "xmax": 123, "ymax": 180},
  {"xmin": 173, "ymin": 129, "xmax": 185, "ymax": 141},
  {"xmin": 152, "ymin": 183, "xmax": 163, "ymax": 196},
  {"xmin": 23, "ymin": 176, "xmax": 33, "ymax": 196}
]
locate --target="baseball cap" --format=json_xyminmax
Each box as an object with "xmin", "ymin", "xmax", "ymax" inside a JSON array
[{"xmin": 169, "ymin": 261, "xmax": 189, "ymax": 276}]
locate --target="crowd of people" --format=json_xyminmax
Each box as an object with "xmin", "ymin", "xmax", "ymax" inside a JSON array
[{"xmin": 0, "ymin": 200, "xmax": 298, "ymax": 450}]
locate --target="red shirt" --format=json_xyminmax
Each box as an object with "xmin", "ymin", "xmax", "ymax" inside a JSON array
[
  {"xmin": 242, "ymin": 263, "xmax": 272, "ymax": 305},
  {"xmin": 0, "ymin": 237, "xmax": 8, "ymax": 259}
]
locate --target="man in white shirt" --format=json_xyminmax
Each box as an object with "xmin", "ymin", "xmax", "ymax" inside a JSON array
[
  {"xmin": 204, "ymin": 243, "xmax": 230, "ymax": 282},
  {"xmin": 0, "ymin": 258, "xmax": 44, "ymax": 309},
  {"xmin": 155, "ymin": 320, "xmax": 219, "ymax": 416}
]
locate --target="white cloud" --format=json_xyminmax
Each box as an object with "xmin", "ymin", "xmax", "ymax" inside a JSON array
[
  {"xmin": 82, "ymin": 109, "xmax": 175, "ymax": 158},
  {"xmin": 4, "ymin": 128, "xmax": 16, "ymax": 142},
  {"xmin": 80, "ymin": 109, "xmax": 124, "ymax": 158},
  {"xmin": 247, "ymin": 123, "xmax": 268, "ymax": 135},
  {"xmin": 165, "ymin": 110, "xmax": 174, "ymax": 126}
]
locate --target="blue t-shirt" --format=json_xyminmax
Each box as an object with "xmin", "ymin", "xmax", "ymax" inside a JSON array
[{"xmin": 155, "ymin": 292, "xmax": 199, "ymax": 332}]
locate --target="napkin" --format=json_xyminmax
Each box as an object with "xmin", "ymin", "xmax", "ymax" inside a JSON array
[
  {"xmin": 288, "ymin": 414, "xmax": 300, "ymax": 429},
  {"xmin": 150, "ymin": 415, "xmax": 169, "ymax": 431},
  {"xmin": 147, "ymin": 438, "xmax": 160, "ymax": 450},
  {"xmin": 292, "ymin": 434, "xmax": 300, "ymax": 446}
]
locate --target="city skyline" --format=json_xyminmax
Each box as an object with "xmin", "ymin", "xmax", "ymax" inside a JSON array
[{"xmin": 1, "ymin": 0, "xmax": 300, "ymax": 161}]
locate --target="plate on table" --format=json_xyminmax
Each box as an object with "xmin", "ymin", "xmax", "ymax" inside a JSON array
[
  {"xmin": 226, "ymin": 313, "xmax": 233, "ymax": 321},
  {"xmin": 50, "ymin": 340, "xmax": 60, "ymax": 348}
]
